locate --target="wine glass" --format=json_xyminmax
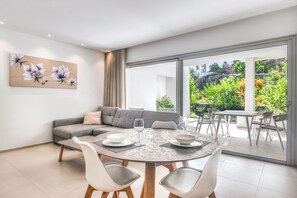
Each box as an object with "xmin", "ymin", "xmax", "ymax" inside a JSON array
[
  {"xmin": 179, "ymin": 116, "xmax": 188, "ymax": 133},
  {"xmin": 134, "ymin": 118, "xmax": 144, "ymax": 146}
]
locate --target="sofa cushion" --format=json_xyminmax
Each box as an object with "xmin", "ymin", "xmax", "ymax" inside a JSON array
[
  {"xmin": 142, "ymin": 111, "xmax": 179, "ymax": 128},
  {"xmin": 112, "ymin": 109, "xmax": 143, "ymax": 128},
  {"xmin": 83, "ymin": 111, "xmax": 102, "ymax": 125},
  {"xmin": 98, "ymin": 106, "xmax": 118, "ymax": 125},
  {"xmin": 53, "ymin": 124, "xmax": 100, "ymax": 139},
  {"xmin": 152, "ymin": 121, "xmax": 177, "ymax": 130}
]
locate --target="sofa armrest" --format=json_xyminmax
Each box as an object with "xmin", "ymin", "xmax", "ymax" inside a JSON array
[{"xmin": 53, "ymin": 117, "xmax": 84, "ymax": 128}]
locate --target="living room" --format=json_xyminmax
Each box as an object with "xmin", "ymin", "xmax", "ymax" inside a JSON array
[{"xmin": 1, "ymin": 1, "xmax": 297, "ymax": 198}]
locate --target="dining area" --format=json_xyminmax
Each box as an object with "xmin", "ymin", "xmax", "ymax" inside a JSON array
[
  {"xmin": 186, "ymin": 106, "xmax": 288, "ymax": 161},
  {"xmin": 59, "ymin": 121, "xmax": 221, "ymax": 198}
]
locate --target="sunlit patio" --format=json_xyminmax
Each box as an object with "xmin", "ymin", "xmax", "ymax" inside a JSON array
[{"xmin": 187, "ymin": 120, "xmax": 287, "ymax": 161}]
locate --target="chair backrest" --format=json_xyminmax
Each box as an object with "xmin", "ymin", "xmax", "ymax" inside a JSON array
[
  {"xmin": 72, "ymin": 137, "xmax": 120, "ymax": 192},
  {"xmin": 194, "ymin": 110, "xmax": 204, "ymax": 118},
  {"xmin": 206, "ymin": 108, "xmax": 216, "ymax": 115},
  {"xmin": 263, "ymin": 111, "xmax": 274, "ymax": 119},
  {"xmin": 255, "ymin": 105, "xmax": 266, "ymax": 112},
  {"xmin": 151, "ymin": 121, "xmax": 177, "ymax": 130},
  {"xmin": 273, "ymin": 114, "xmax": 287, "ymax": 122},
  {"xmin": 273, "ymin": 114, "xmax": 287, "ymax": 131},
  {"xmin": 186, "ymin": 146, "xmax": 222, "ymax": 198}
]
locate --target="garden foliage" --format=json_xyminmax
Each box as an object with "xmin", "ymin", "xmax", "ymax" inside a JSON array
[{"xmin": 190, "ymin": 59, "xmax": 287, "ymax": 114}]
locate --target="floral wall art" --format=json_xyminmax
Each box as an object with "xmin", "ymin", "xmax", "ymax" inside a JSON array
[{"xmin": 9, "ymin": 53, "xmax": 77, "ymax": 89}]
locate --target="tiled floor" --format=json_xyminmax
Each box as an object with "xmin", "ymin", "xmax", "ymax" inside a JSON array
[
  {"xmin": 187, "ymin": 120, "xmax": 287, "ymax": 161},
  {"xmin": 0, "ymin": 143, "xmax": 296, "ymax": 198}
]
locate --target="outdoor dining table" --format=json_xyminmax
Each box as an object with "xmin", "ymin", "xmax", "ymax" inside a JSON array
[
  {"xmin": 77, "ymin": 129, "xmax": 218, "ymax": 198},
  {"xmin": 213, "ymin": 110, "xmax": 262, "ymax": 146}
]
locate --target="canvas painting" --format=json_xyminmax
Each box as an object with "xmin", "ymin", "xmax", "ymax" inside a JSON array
[{"xmin": 9, "ymin": 53, "xmax": 77, "ymax": 89}]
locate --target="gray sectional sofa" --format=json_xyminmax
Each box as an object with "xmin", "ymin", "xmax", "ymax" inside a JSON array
[{"xmin": 53, "ymin": 106, "xmax": 179, "ymax": 143}]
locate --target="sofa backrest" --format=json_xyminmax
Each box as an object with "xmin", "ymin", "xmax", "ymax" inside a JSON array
[
  {"xmin": 98, "ymin": 106, "xmax": 180, "ymax": 129},
  {"xmin": 98, "ymin": 106, "xmax": 119, "ymax": 125},
  {"xmin": 112, "ymin": 109, "xmax": 144, "ymax": 128},
  {"xmin": 142, "ymin": 110, "xmax": 179, "ymax": 128}
]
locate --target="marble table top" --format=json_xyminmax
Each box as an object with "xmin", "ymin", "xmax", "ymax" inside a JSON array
[{"xmin": 84, "ymin": 129, "xmax": 219, "ymax": 163}]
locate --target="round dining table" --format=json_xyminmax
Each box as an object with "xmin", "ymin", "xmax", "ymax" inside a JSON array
[{"xmin": 88, "ymin": 128, "xmax": 219, "ymax": 198}]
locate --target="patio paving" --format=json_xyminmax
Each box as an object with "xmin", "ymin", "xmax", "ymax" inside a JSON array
[{"xmin": 187, "ymin": 120, "xmax": 287, "ymax": 162}]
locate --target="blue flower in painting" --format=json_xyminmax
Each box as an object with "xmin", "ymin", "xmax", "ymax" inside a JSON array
[
  {"xmin": 68, "ymin": 78, "xmax": 76, "ymax": 86},
  {"xmin": 10, "ymin": 53, "xmax": 26, "ymax": 67},
  {"xmin": 23, "ymin": 63, "xmax": 46, "ymax": 82},
  {"xmin": 51, "ymin": 65, "xmax": 70, "ymax": 83}
]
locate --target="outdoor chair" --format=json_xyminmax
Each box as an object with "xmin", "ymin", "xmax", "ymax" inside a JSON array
[
  {"xmin": 194, "ymin": 109, "xmax": 226, "ymax": 136},
  {"xmin": 72, "ymin": 137, "xmax": 140, "ymax": 198},
  {"xmin": 256, "ymin": 114, "xmax": 287, "ymax": 150},
  {"xmin": 159, "ymin": 146, "xmax": 222, "ymax": 198},
  {"xmin": 255, "ymin": 105, "xmax": 267, "ymax": 112},
  {"xmin": 251, "ymin": 111, "xmax": 274, "ymax": 141}
]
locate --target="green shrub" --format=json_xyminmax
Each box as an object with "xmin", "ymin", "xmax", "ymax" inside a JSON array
[
  {"xmin": 232, "ymin": 60, "xmax": 245, "ymax": 76},
  {"xmin": 156, "ymin": 95, "xmax": 175, "ymax": 111},
  {"xmin": 203, "ymin": 76, "xmax": 243, "ymax": 110},
  {"xmin": 261, "ymin": 62, "xmax": 287, "ymax": 113}
]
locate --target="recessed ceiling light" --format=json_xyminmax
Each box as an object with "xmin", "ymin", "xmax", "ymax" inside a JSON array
[
  {"xmin": 47, "ymin": 34, "xmax": 51, "ymax": 38},
  {"xmin": 0, "ymin": 21, "xmax": 4, "ymax": 25},
  {"xmin": 81, "ymin": 43, "xmax": 85, "ymax": 46}
]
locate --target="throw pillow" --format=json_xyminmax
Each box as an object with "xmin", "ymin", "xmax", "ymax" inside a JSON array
[
  {"xmin": 151, "ymin": 121, "xmax": 177, "ymax": 130},
  {"xmin": 83, "ymin": 111, "xmax": 102, "ymax": 125}
]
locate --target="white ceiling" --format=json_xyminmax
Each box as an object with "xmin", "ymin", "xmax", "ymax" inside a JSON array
[{"xmin": 0, "ymin": 0, "xmax": 296, "ymax": 52}]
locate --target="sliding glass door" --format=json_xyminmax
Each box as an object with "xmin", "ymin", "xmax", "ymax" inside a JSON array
[
  {"xmin": 126, "ymin": 36, "xmax": 296, "ymax": 165},
  {"xmin": 182, "ymin": 45, "xmax": 288, "ymax": 162}
]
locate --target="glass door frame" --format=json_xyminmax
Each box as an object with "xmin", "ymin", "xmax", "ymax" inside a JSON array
[
  {"xmin": 177, "ymin": 36, "xmax": 296, "ymax": 165},
  {"xmin": 127, "ymin": 35, "xmax": 297, "ymax": 165}
]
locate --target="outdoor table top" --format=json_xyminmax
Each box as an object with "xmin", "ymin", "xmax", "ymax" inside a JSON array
[{"xmin": 214, "ymin": 110, "xmax": 261, "ymax": 117}]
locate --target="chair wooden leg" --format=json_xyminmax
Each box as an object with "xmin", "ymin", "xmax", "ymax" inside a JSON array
[
  {"xmin": 84, "ymin": 184, "xmax": 95, "ymax": 198},
  {"xmin": 112, "ymin": 192, "xmax": 119, "ymax": 198},
  {"xmin": 124, "ymin": 186, "xmax": 134, "ymax": 198},
  {"xmin": 163, "ymin": 163, "xmax": 177, "ymax": 172},
  {"xmin": 101, "ymin": 192, "xmax": 109, "ymax": 198},
  {"xmin": 122, "ymin": 160, "xmax": 129, "ymax": 167},
  {"xmin": 168, "ymin": 193, "xmax": 181, "ymax": 198},
  {"xmin": 209, "ymin": 191, "xmax": 216, "ymax": 198}
]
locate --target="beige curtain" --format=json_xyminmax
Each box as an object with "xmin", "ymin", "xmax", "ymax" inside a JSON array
[{"xmin": 103, "ymin": 49, "xmax": 126, "ymax": 108}]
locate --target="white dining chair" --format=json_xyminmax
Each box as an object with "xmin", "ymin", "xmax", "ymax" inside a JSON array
[
  {"xmin": 72, "ymin": 137, "xmax": 140, "ymax": 198},
  {"xmin": 160, "ymin": 146, "xmax": 222, "ymax": 198}
]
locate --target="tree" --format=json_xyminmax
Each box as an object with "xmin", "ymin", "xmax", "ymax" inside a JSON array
[
  {"xmin": 255, "ymin": 60, "xmax": 269, "ymax": 73},
  {"xmin": 209, "ymin": 63, "xmax": 220, "ymax": 72},
  {"xmin": 232, "ymin": 60, "xmax": 245, "ymax": 76}
]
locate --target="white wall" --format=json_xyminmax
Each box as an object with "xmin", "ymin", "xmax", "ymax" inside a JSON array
[
  {"xmin": 0, "ymin": 28, "xmax": 104, "ymax": 151},
  {"xmin": 126, "ymin": 62, "xmax": 176, "ymax": 111},
  {"xmin": 127, "ymin": 6, "xmax": 297, "ymax": 62}
]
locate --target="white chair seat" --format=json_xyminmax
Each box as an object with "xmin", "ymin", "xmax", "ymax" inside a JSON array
[
  {"xmin": 105, "ymin": 164, "xmax": 140, "ymax": 186},
  {"xmin": 160, "ymin": 147, "xmax": 222, "ymax": 198},
  {"xmin": 160, "ymin": 167, "xmax": 202, "ymax": 196}
]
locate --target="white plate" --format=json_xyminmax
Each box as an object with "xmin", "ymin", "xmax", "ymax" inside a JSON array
[
  {"xmin": 169, "ymin": 140, "xmax": 203, "ymax": 148},
  {"xmin": 102, "ymin": 139, "xmax": 135, "ymax": 147}
]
